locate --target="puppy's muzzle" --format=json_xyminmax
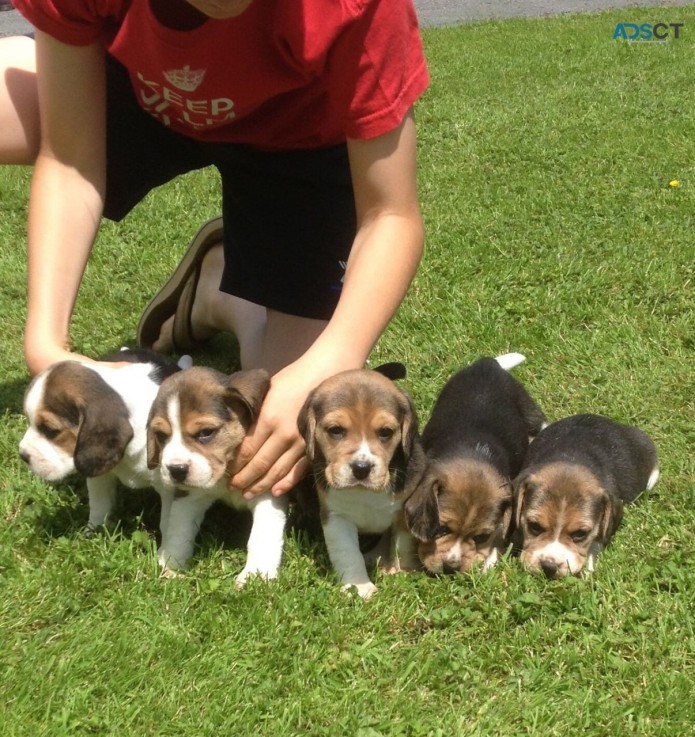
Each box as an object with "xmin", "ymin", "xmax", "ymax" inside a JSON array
[{"xmin": 167, "ymin": 463, "xmax": 190, "ymax": 484}]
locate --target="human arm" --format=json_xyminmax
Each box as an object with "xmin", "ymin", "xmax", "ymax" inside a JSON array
[
  {"xmin": 230, "ymin": 108, "xmax": 425, "ymax": 497},
  {"xmin": 24, "ymin": 31, "xmax": 107, "ymax": 375}
]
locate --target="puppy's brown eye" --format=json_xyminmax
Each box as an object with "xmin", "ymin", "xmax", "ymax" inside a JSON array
[
  {"xmin": 435, "ymin": 525, "xmax": 451, "ymax": 539},
  {"xmin": 527, "ymin": 521, "xmax": 545, "ymax": 537},
  {"xmin": 196, "ymin": 427, "xmax": 218, "ymax": 444},
  {"xmin": 571, "ymin": 529, "xmax": 590, "ymax": 543},
  {"xmin": 376, "ymin": 427, "xmax": 394, "ymax": 442},
  {"xmin": 38, "ymin": 423, "xmax": 60, "ymax": 441},
  {"xmin": 473, "ymin": 532, "xmax": 491, "ymax": 546},
  {"xmin": 154, "ymin": 429, "xmax": 169, "ymax": 445},
  {"xmin": 326, "ymin": 425, "xmax": 345, "ymax": 440}
]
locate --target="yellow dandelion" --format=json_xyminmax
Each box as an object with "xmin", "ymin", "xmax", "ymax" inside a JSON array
[{"xmin": 669, "ymin": 179, "xmax": 680, "ymax": 188}]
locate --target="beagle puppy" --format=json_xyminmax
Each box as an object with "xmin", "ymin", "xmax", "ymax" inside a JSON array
[
  {"xmin": 146, "ymin": 366, "xmax": 289, "ymax": 586},
  {"xmin": 404, "ymin": 353, "xmax": 547, "ymax": 575},
  {"xmin": 298, "ymin": 369, "xmax": 425, "ymax": 599},
  {"xmin": 18, "ymin": 349, "xmax": 184, "ymax": 532},
  {"xmin": 513, "ymin": 413, "xmax": 660, "ymax": 578}
]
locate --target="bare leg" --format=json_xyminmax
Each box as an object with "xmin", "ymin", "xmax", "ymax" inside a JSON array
[
  {"xmin": 257, "ymin": 309, "xmax": 328, "ymax": 374},
  {"xmin": 0, "ymin": 36, "xmax": 39, "ymax": 164}
]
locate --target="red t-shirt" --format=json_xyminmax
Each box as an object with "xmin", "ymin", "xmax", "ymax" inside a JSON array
[{"xmin": 15, "ymin": 0, "xmax": 429, "ymax": 150}]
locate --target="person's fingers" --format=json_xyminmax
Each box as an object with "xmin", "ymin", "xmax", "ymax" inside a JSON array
[
  {"xmin": 229, "ymin": 429, "xmax": 265, "ymax": 476},
  {"xmin": 237, "ymin": 447, "xmax": 304, "ymax": 498},
  {"xmin": 231, "ymin": 432, "xmax": 306, "ymax": 495},
  {"xmin": 270, "ymin": 456, "xmax": 311, "ymax": 497}
]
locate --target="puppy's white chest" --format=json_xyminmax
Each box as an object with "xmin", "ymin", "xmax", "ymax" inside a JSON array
[{"xmin": 326, "ymin": 486, "xmax": 401, "ymax": 533}]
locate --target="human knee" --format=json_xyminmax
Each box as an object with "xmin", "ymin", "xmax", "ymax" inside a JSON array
[{"xmin": 0, "ymin": 36, "xmax": 40, "ymax": 164}]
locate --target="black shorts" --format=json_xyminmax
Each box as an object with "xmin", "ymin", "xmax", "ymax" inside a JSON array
[{"xmin": 104, "ymin": 56, "xmax": 356, "ymax": 320}]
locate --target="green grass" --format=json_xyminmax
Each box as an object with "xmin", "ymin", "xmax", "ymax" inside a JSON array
[{"xmin": 1, "ymin": 6, "xmax": 694, "ymax": 735}]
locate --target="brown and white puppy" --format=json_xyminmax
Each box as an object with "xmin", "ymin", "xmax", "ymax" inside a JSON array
[
  {"xmin": 298, "ymin": 369, "xmax": 425, "ymax": 599},
  {"xmin": 513, "ymin": 413, "xmax": 659, "ymax": 578},
  {"xmin": 147, "ymin": 366, "xmax": 288, "ymax": 586},
  {"xmin": 404, "ymin": 353, "xmax": 547, "ymax": 575},
  {"xmin": 18, "ymin": 349, "xmax": 184, "ymax": 532}
]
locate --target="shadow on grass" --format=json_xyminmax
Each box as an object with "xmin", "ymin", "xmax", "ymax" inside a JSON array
[
  {"xmin": 23, "ymin": 474, "xmax": 329, "ymax": 568},
  {"xmin": 0, "ymin": 376, "xmax": 29, "ymax": 415}
]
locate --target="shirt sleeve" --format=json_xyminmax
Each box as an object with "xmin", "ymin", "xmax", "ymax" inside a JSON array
[
  {"xmin": 13, "ymin": 0, "xmax": 125, "ymax": 46},
  {"xmin": 324, "ymin": 0, "xmax": 430, "ymax": 140}
]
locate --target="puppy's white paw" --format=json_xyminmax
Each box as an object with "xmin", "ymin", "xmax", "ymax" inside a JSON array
[
  {"xmin": 83, "ymin": 519, "xmax": 115, "ymax": 537},
  {"xmin": 381, "ymin": 560, "xmax": 420, "ymax": 575},
  {"xmin": 342, "ymin": 581, "xmax": 378, "ymax": 600},
  {"xmin": 235, "ymin": 567, "xmax": 277, "ymax": 589},
  {"xmin": 159, "ymin": 566, "xmax": 184, "ymax": 580},
  {"xmin": 158, "ymin": 549, "xmax": 185, "ymax": 573}
]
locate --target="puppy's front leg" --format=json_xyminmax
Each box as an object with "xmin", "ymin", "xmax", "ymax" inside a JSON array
[
  {"xmin": 158, "ymin": 492, "xmax": 213, "ymax": 572},
  {"xmin": 586, "ymin": 541, "xmax": 604, "ymax": 573},
  {"xmin": 323, "ymin": 513, "xmax": 377, "ymax": 599},
  {"xmin": 386, "ymin": 525, "xmax": 420, "ymax": 574},
  {"xmin": 362, "ymin": 529, "xmax": 391, "ymax": 568},
  {"xmin": 155, "ymin": 483, "xmax": 175, "ymax": 541},
  {"xmin": 85, "ymin": 475, "xmax": 118, "ymax": 532},
  {"xmin": 235, "ymin": 492, "xmax": 289, "ymax": 588}
]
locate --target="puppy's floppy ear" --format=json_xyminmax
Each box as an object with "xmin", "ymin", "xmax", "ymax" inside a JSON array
[
  {"xmin": 224, "ymin": 369, "xmax": 271, "ymax": 428},
  {"xmin": 146, "ymin": 427, "xmax": 160, "ymax": 470},
  {"xmin": 146, "ymin": 398, "xmax": 164, "ymax": 470},
  {"xmin": 500, "ymin": 485, "xmax": 514, "ymax": 539},
  {"xmin": 599, "ymin": 492, "xmax": 624, "ymax": 543},
  {"xmin": 512, "ymin": 473, "xmax": 537, "ymax": 530},
  {"xmin": 404, "ymin": 472, "xmax": 441, "ymax": 541},
  {"xmin": 74, "ymin": 383, "xmax": 133, "ymax": 477},
  {"xmin": 398, "ymin": 389, "xmax": 419, "ymax": 457},
  {"xmin": 297, "ymin": 390, "xmax": 319, "ymax": 463}
]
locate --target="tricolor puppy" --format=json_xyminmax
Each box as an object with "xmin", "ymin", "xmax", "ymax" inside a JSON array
[
  {"xmin": 513, "ymin": 413, "xmax": 660, "ymax": 578},
  {"xmin": 404, "ymin": 354, "xmax": 547, "ymax": 575},
  {"xmin": 298, "ymin": 369, "xmax": 425, "ymax": 599},
  {"xmin": 18, "ymin": 349, "xmax": 184, "ymax": 532},
  {"xmin": 146, "ymin": 366, "xmax": 289, "ymax": 586}
]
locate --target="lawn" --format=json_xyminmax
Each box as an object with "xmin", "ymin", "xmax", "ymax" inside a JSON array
[{"xmin": 0, "ymin": 6, "xmax": 693, "ymax": 736}]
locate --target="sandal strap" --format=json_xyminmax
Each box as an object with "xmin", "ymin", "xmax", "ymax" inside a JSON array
[{"xmin": 136, "ymin": 217, "xmax": 224, "ymax": 350}]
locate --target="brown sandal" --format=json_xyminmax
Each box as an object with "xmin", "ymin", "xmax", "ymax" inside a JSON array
[{"xmin": 136, "ymin": 217, "xmax": 224, "ymax": 352}]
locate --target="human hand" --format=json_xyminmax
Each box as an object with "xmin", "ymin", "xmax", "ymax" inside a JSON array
[{"xmin": 229, "ymin": 360, "xmax": 331, "ymax": 498}]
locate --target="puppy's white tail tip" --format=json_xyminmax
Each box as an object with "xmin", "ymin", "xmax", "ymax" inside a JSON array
[
  {"xmin": 177, "ymin": 354, "xmax": 193, "ymax": 370},
  {"xmin": 646, "ymin": 466, "xmax": 660, "ymax": 491},
  {"xmin": 495, "ymin": 352, "xmax": 526, "ymax": 371}
]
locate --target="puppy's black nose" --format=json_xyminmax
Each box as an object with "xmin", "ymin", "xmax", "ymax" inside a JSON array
[
  {"xmin": 441, "ymin": 563, "xmax": 458, "ymax": 575},
  {"xmin": 350, "ymin": 459, "xmax": 373, "ymax": 481},
  {"xmin": 541, "ymin": 559, "xmax": 559, "ymax": 578},
  {"xmin": 19, "ymin": 449, "xmax": 30, "ymax": 465},
  {"xmin": 167, "ymin": 463, "xmax": 189, "ymax": 483}
]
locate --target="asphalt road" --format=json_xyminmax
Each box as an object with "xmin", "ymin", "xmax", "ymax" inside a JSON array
[
  {"xmin": 415, "ymin": 0, "xmax": 695, "ymax": 27},
  {"xmin": 2, "ymin": 1, "xmax": 694, "ymax": 36}
]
